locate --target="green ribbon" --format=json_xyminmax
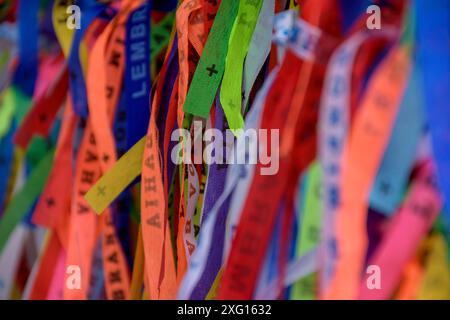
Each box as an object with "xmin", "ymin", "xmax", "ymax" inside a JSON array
[
  {"xmin": 291, "ymin": 162, "xmax": 322, "ymax": 300},
  {"xmin": 182, "ymin": 0, "xmax": 239, "ymax": 118},
  {"xmin": 0, "ymin": 148, "xmax": 55, "ymax": 253},
  {"xmin": 151, "ymin": 12, "xmax": 175, "ymax": 62},
  {"xmin": 0, "ymin": 87, "xmax": 32, "ymax": 140},
  {"xmin": 220, "ymin": 0, "xmax": 262, "ymax": 132}
]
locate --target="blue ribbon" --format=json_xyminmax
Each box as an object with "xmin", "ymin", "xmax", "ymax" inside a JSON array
[
  {"xmin": 416, "ymin": 0, "xmax": 450, "ymax": 229},
  {"xmin": 68, "ymin": 0, "xmax": 108, "ymax": 118},
  {"xmin": 369, "ymin": 65, "xmax": 424, "ymax": 215},
  {"xmin": 12, "ymin": 0, "xmax": 39, "ymax": 96},
  {"xmin": 125, "ymin": 2, "xmax": 152, "ymax": 149},
  {"xmin": 112, "ymin": 91, "xmax": 132, "ymax": 267},
  {"xmin": 339, "ymin": 0, "xmax": 372, "ymax": 33}
]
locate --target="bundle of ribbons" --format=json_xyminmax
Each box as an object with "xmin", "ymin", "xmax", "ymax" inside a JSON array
[{"xmin": 0, "ymin": 0, "xmax": 449, "ymax": 300}]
